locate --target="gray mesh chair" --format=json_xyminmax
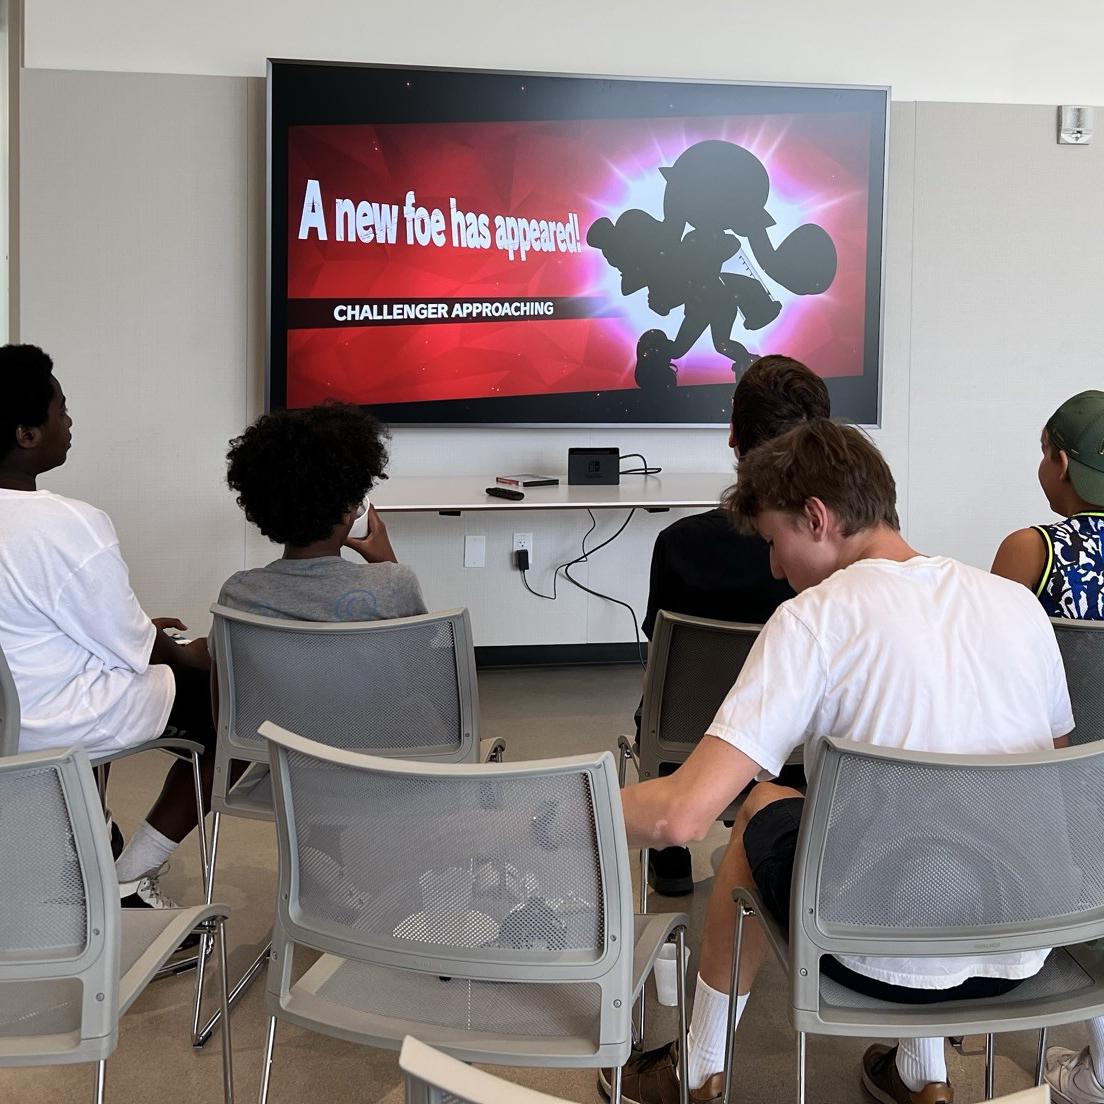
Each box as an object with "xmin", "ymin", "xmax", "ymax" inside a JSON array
[
  {"xmin": 1051, "ymin": 619, "xmax": 1104, "ymax": 744},
  {"xmin": 0, "ymin": 745, "xmax": 234, "ymax": 1102},
  {"xmin": 616, "ymin": 611, "xmax": 761, "ymax": 917},
  {"xmin": 400, "ymin": 1035, "xmax": 581, "ymax": 1104},
  {"xmin": 0, "ymin": 641, "xmax": 211, "ymax": 944},
  {"xmin": 729, "ymin": 737, "xmax": 1104, "ymax": 1104},
  {"xmin": 258, "ymin": 722, "xmax": 690, "ymax": 1104},
  {"xmin": 191, "ymin": 605, "xmax": 501, "ymax": 1049}
]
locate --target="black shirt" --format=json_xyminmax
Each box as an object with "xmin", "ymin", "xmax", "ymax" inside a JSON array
[{"xmin": 642, "ymin": 508, "xmax": 794, "ymax": 638}]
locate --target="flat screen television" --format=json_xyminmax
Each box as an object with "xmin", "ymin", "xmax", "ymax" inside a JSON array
[{"xmin": 268, "ymin": 61, "xmax": 888, "ymax": 425}]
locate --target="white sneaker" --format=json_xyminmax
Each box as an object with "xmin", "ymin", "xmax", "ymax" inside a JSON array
[
  {"xmin": 1046, "ymin": 1046, "xmax": 1104, "ymax": 1104},
  {"xmin": 119, "ymin": 864, "xmax": 179, "ymax": 910}
]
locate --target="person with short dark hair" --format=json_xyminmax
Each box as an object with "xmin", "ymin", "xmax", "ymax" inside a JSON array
[
  {"xmin": 0, "ymin": 343, "xmax": 216, "ymax": 912},
  {"xmin": 606, "ymin": 420, "xmax": 1071, "ymax": 1104},
  {"xmin": 992, "ymin": 391, "xmax": 1104, "ymax": 1104},
  {"xmin": 219, "ymin": 404, "xmax": 425, "ymax": 623},
  {"xmin": 640, "ymin": 355, "xmax": 829, "ymax": 896}
]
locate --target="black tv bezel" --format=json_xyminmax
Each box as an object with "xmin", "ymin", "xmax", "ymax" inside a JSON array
[{"xmin": 267, "ymin": 60, "xmax": 890, "ymax": 427}]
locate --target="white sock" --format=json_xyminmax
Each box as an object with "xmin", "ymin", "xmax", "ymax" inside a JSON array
[
  {"xmin": 1088, "ymin": 1016, "xmax": 1104, "ymax": 1083},
  {"xmin": 115, "ymin": 821, "xmax": 177, "ymax": 884},
  {"xmin": 896, "ymin": 1038, "xmax": 948, "ymax": 1091},
  {"xmin": 686, "ymin": 975, "xmax": 748, "ymax": 1090}
]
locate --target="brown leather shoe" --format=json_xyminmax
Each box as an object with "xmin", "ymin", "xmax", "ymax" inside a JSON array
[
  {"xmin": 597, "ymin": 1042, "xmax": 723, "ymax": 1104},
  {"xmin": 862, "ymin": 1044, "xmax": 954, "ymax": 1104}
]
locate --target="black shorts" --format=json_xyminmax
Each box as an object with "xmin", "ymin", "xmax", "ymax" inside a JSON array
[{"xmin": 743, "ymin": 796, "xmax": 1025, "ymax": 1005}]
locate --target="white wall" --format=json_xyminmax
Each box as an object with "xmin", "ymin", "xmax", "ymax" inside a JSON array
[
  {"xmin": 24, "ymin": 0, "xmax": 1104, "ymax": 105},
  {"xmin": 15, "ymin": 6, "xmax": 1104, "ymax": 648}
]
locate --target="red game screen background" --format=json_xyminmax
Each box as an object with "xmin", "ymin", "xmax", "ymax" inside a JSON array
[{"xmin": 285, "ymin": 113, "xmax": 874, "ymax": 410}]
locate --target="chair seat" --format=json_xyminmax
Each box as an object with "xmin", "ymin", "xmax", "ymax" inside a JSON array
[
  {"xmin": 273, "ymin": 954, "xmax": 609, "ymax": 1064},
  {"xmin": 0, "ymin": 904, "xmax": 228, "ymax": 1066},
  {"xmin": 812, "ymin": 947, "xmax": 1104, "ymax": 1037},
  {"xmin": 119, "ymin": 904, "xmax": 230, "ymax": 1014}
]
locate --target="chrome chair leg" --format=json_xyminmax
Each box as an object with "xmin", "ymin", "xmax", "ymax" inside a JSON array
[
  {"xmin": 1035, "ymin": 1026, "xmax": 1048, "ymax": 1086},
  {"xmin": 675, "ymin": 926, "xmax": 689, "ymax": 1104},
  {"xmin": 610, "ymin": 1062, "xmax": 623, "ymax": 1104},
  {"xmin": 258, "ymin": 1015, "xmax": 278, "ymax": 1104},
  {"xmin": 984, "ymin": 1033, "xmax": 995, "ymax": 1100},
  {"xmin": 93, "ymin": 1058, "xmax": 107, "ymax": 1104},
  {"xmin": 721, "ymin": 901, "xmax": 752, "ymax": 1104},
  {"xmin": 190, "ymin": 810, "xmax": 221, "ymax": 1045},
  {"xmin": 216, "ymin": 916, "xmax": 235, "ymax": 1104},
  {"xmin": 796, "ymin": 1031, "xmax": 806, "ymax": 1104},
  {"xmin": 190, "ymin": 751, "xmax": 211, "ymax": 889},
  {"xmin": 196, "ymin": 940, "xmax": 270, "ymax": 1048}
]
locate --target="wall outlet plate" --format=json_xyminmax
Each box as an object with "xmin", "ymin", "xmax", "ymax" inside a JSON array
[
  {"xmin": 464, "ymin": 534, "xmax": 486, "ymax": 568},
  {"xmin": 512, "ymin": 532, "xmax": 534, "ymax": 567}
]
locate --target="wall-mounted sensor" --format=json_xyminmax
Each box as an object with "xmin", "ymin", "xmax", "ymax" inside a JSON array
[{"xmin": 1058, "ymin": 106, "xmax": 1093, "ymax": 145}]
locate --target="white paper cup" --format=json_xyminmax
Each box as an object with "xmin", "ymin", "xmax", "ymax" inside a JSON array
[
  {"xmin": 653, "ymin": 941, "xmax": 690, "ymax": 1006},
  {"xmin": 348, "ymin": 498, "xmax": 372, "ymax": 539}
]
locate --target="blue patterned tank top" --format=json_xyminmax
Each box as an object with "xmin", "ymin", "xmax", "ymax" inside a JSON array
[{"xmin": 1033, "ymin": 512, "xmax": 1104, "ymax": 619}]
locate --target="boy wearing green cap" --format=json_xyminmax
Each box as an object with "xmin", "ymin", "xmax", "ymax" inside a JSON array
[
  {"xmin": 993, "ymin": 389, "xmax": 1104, "ymax": 1104},
  {"xmin": 993, "ymin": 390, "xmax": 1104, "ymax": 619}
]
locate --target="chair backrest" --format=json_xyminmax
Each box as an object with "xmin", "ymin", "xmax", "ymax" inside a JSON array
[
  {"xmin": 1051, "ymin": 618, "xmax": 1104, "ymax": 744},
  {"xmin": 638, "ymin": 610, "xmax": 760, "ymax": 778},
  {"xmin": 0, "ymin": 642, "xmax": 21, "ymax": 756},
  {"xmin": 400, "ymin": 1035, "xmax": 576, "ymax": 1104},
  {"xmin": 790, "ymin": 737, "xmax": 1104, "ymax": 1014},
  {"xmin": 263, "ymin": 722, "xmax": 633, "ymax": 1060},
  {"xmin": 0, "ymin": 745, "xmax": 120, "ymax": 1065},
  {"xmin": 211, "ymin": 604, "xmax": 480, "ymax": 768}
]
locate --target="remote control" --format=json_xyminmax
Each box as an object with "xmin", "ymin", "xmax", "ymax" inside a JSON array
[{"xmin": 485, "ymin": 486, "xmax": 525, "ymax": 501}]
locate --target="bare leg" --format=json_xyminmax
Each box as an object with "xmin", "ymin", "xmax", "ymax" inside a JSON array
[{"xmin": 698, "ymin": 782, "xmax": 802, "ymax": 996}]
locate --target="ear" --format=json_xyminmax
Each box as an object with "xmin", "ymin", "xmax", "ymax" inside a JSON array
[
  {"xmin": 14, "ymin": 424, "xmax": 43, "ymax": 451},
  {"xmin": 729, "ymin": 425, "xmax": 738, "ymax": 452},
  {"xmin": 1057, "ymin": 449, "xmax": 1072, "ymax": 482},
  {"xmin": 802, "ymin": 497, "xmax": 832, "ymax": 540}
]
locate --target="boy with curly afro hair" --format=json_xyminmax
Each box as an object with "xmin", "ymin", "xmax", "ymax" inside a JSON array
[{"xmin": 220, "ymin": 403, "xmax": 425, "ymax": 621}]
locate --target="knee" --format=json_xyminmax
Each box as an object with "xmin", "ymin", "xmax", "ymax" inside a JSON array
[{"xmin": 733, "ymin": 781, "xmax": 794, "ymax": 834}]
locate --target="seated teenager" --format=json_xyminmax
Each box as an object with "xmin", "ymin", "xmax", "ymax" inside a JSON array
[
  {"xmin": 992, "ymin": 389, "xmax": 1104, "ymax": 1104},
  {"xmin": 220, "ymin": 403, "xmax": 425, "ymax": 621},
  {"xmin": 640, "ymin": 355, "xmax": 829, "ymax": 896},
  {"xmin": 608, "ymin": 419, "xmax": 1072, "ymax": 1104},
  {"xmin": 0, "ymin": 343, "xmax": 216, "ymax": 910}
]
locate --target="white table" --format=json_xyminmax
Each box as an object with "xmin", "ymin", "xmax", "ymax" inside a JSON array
[{"xmin": 370, "ymin": 473, "xmax": 734, "ymax": 513}]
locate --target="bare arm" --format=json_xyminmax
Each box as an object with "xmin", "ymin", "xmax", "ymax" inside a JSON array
[
  {"xmin": 991, "ymin": 527, "xmax": 1047, "ymax": 592},
  {"xmin": 620, "ymin": 735, "xmax": 761, "ymax": 849}
]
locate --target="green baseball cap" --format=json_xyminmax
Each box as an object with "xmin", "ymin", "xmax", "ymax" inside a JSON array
[{"xmin": 1046, "ymin": 390, "xmax": 1104, "ymax": 506}]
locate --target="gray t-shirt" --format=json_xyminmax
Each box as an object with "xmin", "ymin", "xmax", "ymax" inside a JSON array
[{"xmin": 217, "ymin": 556, "xmax": 427, "ymax": 623}]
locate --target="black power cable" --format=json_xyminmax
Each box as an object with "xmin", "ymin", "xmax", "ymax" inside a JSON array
[
  {"xmin": 517, "ymin": 508, "xmax": 646, "ymax": 667},
  {"xmin": 618, "ymin": 451, "xmax": 662, "ymax": 476}
]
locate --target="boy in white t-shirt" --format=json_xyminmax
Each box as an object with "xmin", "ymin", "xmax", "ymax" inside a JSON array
[
  {"xmin": 0, "ymin": 344, "xmax": 214, "ymax": 912},
  {"xmin": 605, "ymin": 419, "xmax": 1072, "ymax": 1104}
]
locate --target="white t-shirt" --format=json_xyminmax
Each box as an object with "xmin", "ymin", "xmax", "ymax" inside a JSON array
[
  {"xmin": 707, "ymin": 555, "xmax": 1074, "ymax": 990},
  {"xmin": 0, "ymin": 488, "xmax": 174, "ymax": 755}
]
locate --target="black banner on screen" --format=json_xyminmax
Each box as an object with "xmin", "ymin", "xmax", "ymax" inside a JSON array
[{"xmin": 287, "ymin": 296, "xmax": 612, "ymax": 329}]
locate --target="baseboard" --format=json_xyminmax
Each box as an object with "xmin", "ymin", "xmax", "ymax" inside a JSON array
[{"xmin": 475, "ymin": 642, "xmax": 646, "ymax": 668}]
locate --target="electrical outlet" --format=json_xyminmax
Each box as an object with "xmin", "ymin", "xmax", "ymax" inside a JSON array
[{"xmin": 512, "ymin": 532, "xmax": 534, "ymax": 568}]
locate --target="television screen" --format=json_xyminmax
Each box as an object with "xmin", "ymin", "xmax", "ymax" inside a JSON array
[{"xmin": 268, "ymin": 62, "xmax": 888, "ymax": 425}]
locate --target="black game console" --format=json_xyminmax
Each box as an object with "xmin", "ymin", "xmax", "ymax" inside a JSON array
[{"xmin": 568, "ymin": 448, "xmax": 620, "ymax": 486}]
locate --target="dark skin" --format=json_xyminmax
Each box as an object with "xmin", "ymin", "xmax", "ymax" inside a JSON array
[{"xmin": 1, "ymin": 375, "xmax": 211, "ymax": 843}]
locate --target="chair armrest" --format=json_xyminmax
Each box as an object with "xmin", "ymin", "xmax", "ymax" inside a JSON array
[
  {"xmin": 480, "ymin": 737, "xmax": 506, "ymax": 763},
  {"xmin": 617, "ymin": 734, "xmax": 640, "ymax": 766},
  {"xmin": 632, "ymin": 910, "xmax": 690, "ymax": 1001},
  {"xmin": 89, "ymin": 736, "xmax": 205, "ymax": 767}
]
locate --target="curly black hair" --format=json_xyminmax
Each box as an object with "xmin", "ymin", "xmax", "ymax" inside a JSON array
[
  {"xmin": 0, "ymin": 344, "xmax": 55, "ymax": 461},
  {"xmin": 226, "ymin": 404, "xmax": 390, "ymax": 546}
]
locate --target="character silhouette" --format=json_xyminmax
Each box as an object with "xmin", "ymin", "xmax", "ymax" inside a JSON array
[{"xmin": 587, "ymin": 139, "xmax": 838, "ymax": 390}]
